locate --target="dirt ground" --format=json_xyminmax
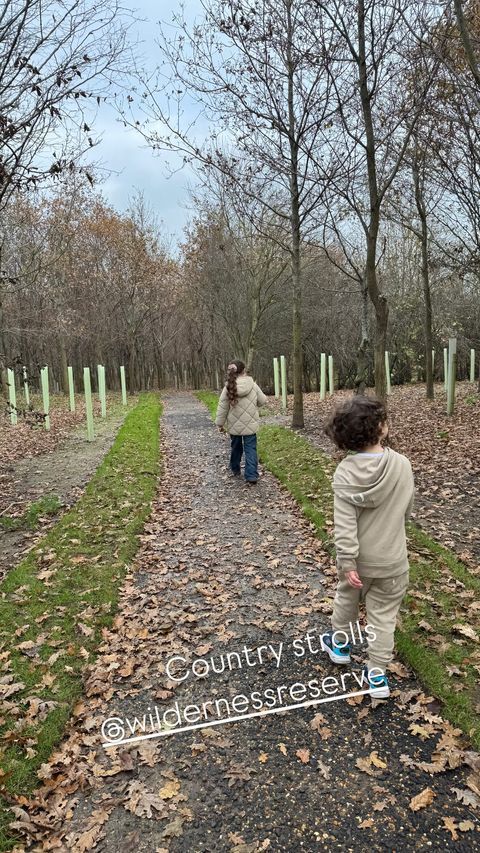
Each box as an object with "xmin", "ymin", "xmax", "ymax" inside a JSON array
[
  {"xmin": 0, "ymin": 407, "xmax": 129, "ymax": 580},
  {"xmin": 14, "ymin": 394, "xmax": 479, "ymax": 852}
]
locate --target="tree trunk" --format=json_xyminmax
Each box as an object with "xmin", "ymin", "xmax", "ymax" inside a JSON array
[
  {"xmin": 420, "ymin": 225, "xmax": 434, "ymax": 398},
  {"xmin": 128, "ymin": 346, "xmax": 136, "ymax": 393},
  {"xmin": 358, "ymin": 0, "xmax": 388, "ymax": 401},
  {"xmin": 355, "ymin": 281, "xmax": 370, "ymax": 394},
  {"xmin": 59, "ymin": 336, "xmax": 69, "ymax": 395},
  {"xmin": 287, "ymin": 0, "xmax": 304, "ymax": 428},
  {"xmin": 373, "ymin": 296, "xmax": 389, "ymax": 401},
  {"xmin": 0, "ymin": 290, "xmax": 8, "ymax": 398},
  {"xmin": 154, "ymin": 345, "xmax": 163, "ymax": 389},
  {"xmin": 291, "ymin": 248, "xmax": 304, "ymax": 426},
  {"xmin": 245, "ymin": 294, "xmax": 260, "ymax": 372},
  {"xmin": 412, "ymin": 155, "xmax": 434, "ymax": 399}
]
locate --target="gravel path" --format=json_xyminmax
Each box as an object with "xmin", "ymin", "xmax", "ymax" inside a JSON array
[{"xmin": 21, "ymin": 393, "xmax": 479, "ymax": 852}]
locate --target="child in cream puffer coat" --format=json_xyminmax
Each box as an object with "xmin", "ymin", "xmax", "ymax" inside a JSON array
[{"xmin": 215, "ymin": 360, "xmax": 267, "ymax": 484}]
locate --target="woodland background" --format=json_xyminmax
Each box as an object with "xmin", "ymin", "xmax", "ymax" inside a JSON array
[{"xmin": 1, "ymin": 0, "xmax": 480, "ymax": 427}]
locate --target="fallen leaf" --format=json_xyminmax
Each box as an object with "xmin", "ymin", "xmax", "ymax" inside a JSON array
[
  {"xmin": 118, "ymin": 660, "xmax": 135, "ymax": 677},
  {"xmin": 317, "ymin": 726, "xmax": 332, "ymax": 740},
  {"xmin": 446, "ymin": 665, "xmax": 463, "ymax": 676},
  {"xmin": 296, "ymin": 748, "xmax": 310, "ymax": 764},
  {"xmin": 125, "ymin": 780, "xmax": 166, "ymax": 818},
  {"xmin": 72, "ymin": 809, "xmax": 110, "ymax": 852},
  {"xmin": 159, "ymin": 778, "xmax": 180, "ymax": 799},
  {"xmin": 388, "ymin": 662, "xmax": 409, "ymax": 678},
  {"xmin": 408, "ymin": 723, "xmax": 432, "ymax": 741},
  {"xmin": 136, "ymin": 740, "xmax": 160, "ymax": 767},
  {"xmin": 466, "ymin": 771, "xmax": 480, "ymax": 797},
  {"xmin": 346, "ymin": 694, "xmax": 364, "ymax": 705},
  {"xmin": 369, "ymin": 751, "xmax": 387, "ymax": 769},
  {"xmin": 442, "ymin": 817, "xmax": 458, "ymax": 840},
  {"xmin": 451, "ymin": 787, "xmax": 480, "ymax": 808},
  {"xmin": 310, "ymin": 713, "xmax": 327, "ymax": 731},
  {"xmin": 452, "ymin": 624, "xmax": 479, "ymax": 643},
  {"xmin": 458, "ymin": 820, "xmax": 475, "ymax": 831},
  {"xmin": 355, "ymin": 757, "xmax": 377, "ymax": 776},
  {"xmin": 409, "ymin": 787, "xmax": 436, "ymax": 812},
  {"xmin": 162, "ymin": 815, "xmax": 184, "ymax": 838},
  {"xmin": 317, "ymin": 759, "xmax": 330, "ymax": 779}
]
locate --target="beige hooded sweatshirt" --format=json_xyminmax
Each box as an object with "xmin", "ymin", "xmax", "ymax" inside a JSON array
[
  {"xmin": 215, "ymin": 375, "xmax": 267, "ymax": 435},
  {"xmin": 333, "ymin": 447, "xmax": 415, "ymax": 578}
]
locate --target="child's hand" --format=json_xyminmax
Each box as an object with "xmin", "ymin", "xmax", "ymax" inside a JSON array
[
  {"xmin": 345, "ymin": 570, "xmax": 363, "ymax": 589},
  {"xmin": 218, "ymin": 425, "xmax": 225, "ymax": 434}
]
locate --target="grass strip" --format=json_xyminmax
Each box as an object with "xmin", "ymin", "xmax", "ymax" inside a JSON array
[
  {"xmin": 0, "ymin": 393, "xmax": 162, "ymax": 848},
  {"xmin": 256, "ymin": 425, "xmax": 334, "ymax": 544},
  {"xmin": 197, "ymin": 390, "xmax": 480, "ymax": 748}
]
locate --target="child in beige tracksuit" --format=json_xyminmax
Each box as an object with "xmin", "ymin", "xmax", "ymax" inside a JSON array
[{"xmin": 322, "ymin": 395, "xmax": 414, "ymax": 697}]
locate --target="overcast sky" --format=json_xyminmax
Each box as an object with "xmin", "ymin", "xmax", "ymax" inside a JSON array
[{"xmin": 88, "ymin": 0, "xmax": 204, "ymax": 245}]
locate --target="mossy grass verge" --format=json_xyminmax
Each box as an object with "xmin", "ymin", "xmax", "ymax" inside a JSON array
[
  {"xmin": 257, "ymin": 425, "xmax": 334, "ymax": 544},
  {"xmin": 196, "ymin": 390, "xmax": 219, "ymax": 419},
  {"xmin": 0, "ymin": 393, "xmax": 162, "ymax": 849},
  {"xmin": 196, "ymin": 390, "xmax": 480, "ymax": 748},
  {"xmin": 0, "ymin": 495, "xmax": 62, "ymax": 531}
]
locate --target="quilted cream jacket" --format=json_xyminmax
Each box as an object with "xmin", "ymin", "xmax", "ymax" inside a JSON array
[{"xmin": 215, "ymin": 375, "xmax": 268, "ymax": 435}]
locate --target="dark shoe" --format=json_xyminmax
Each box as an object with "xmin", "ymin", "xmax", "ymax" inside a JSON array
[
  {"xmin": 246, "ymin": 480, "xmax": 258, "ymax": 485},
  {"xmin": 230, "ymin": 469, "xmax": 241, "ymax": 477}
]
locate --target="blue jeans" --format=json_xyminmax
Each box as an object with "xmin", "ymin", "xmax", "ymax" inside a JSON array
[{"xmin": 230, "ymin": 434, "xmax": 258, "ymax": 481}]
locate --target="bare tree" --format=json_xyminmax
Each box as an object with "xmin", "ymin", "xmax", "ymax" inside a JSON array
[
  {"xmin": 410, "ymin": 134, "xmax": 436, "ymax": 398},
  {"xmin": 0, "ymin": 0, "xmax": 135, "ymax": 393},
  {"xmin": 183, "ymin": 183, "xmax": 288, "ymax": 372},
  {"xmin": 453, "ymin": 0, "xmax": 480, "ymax": 90},
  {"xmin": 125, "ymin": 0, "xmax": 334, "ymax": 427},
  {"xmin": 313, "ymin": 0, "xmax": 442, "ymax": 398},
  {"xmin": 0, "ymin": 0, "xmax": 135, "ymax": 208}
]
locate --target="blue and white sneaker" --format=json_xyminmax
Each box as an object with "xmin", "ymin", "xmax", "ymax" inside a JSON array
[
  {"xmin": 321, "ymin": 632, "xmax": 351, "ymax": 665},
  {"xmin": 365, "ymin": 667, "xmax": 390, "ymax": 699}
]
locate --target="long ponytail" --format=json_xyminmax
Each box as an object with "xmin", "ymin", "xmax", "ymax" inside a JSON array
[{"xmin": 226, "ymin": 360, "xmax": 245, "ymax": 406}]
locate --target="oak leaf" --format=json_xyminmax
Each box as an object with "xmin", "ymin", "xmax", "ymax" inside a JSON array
[
  {"xmin": 159, "ymin": 778, "xmax": 180, "ymax": 799},
  {"xmin": 409, "ymin": 787, "xmax": 436, "ymax": 812}
]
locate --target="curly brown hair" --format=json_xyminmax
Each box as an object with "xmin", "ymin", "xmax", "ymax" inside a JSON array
[
  {"xmin": 325, "ymin": 395, "xmax": 387, "ymax": 451},
  {"xmin": 226, "ymin": 360, "xmax": 245, "ymax": 406}
]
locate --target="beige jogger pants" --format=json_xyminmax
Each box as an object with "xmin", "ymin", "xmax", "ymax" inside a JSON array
[{"xmin": 331, "ymin": 572, "xmax": 409, "ymax": 672}]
